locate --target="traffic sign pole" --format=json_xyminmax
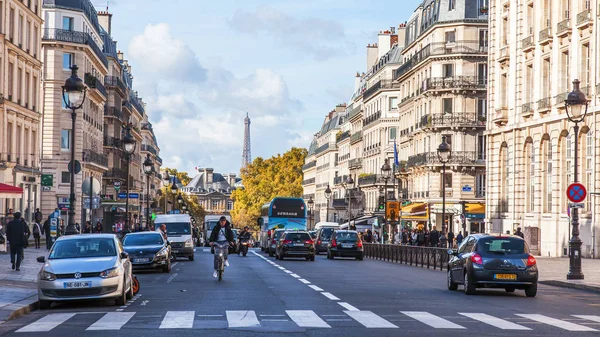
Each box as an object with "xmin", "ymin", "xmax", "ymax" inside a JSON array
[{"xmin": 567, "ymin": 123, "xmax": 584, "ymax": 280}]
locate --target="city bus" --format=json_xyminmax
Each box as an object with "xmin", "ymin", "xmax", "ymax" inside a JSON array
[{"xmin": 259, "ymin": 197, "xmax": 307, "ymax": 251}]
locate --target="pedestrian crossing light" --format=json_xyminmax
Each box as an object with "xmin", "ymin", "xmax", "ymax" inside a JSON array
[{"xmin": 378, "ymin": 196, "xmax": 385, "ymax": 211}]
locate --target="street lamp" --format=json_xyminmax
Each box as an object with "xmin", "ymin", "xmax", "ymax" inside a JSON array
[
  {"xmin": 324, "ymin": 185, "xmax": 332, "ymax": 222},
  {"xmin": 143, "ymin": 154, "xmax": 154, "ymax": 230},
  {"xmin": 122, "ymin": 124, "xmax": 136, "ymax": 230},
  {"xmin": 62, "ymin": 65, "xmax": 87, "ymax": 235},
  {"xmin": 170, "ymin": 180, "xmax": 178, "ymax": 213},
  {"xmin": 381, "ymin": 159, "xmax": 392, "ymax": 243},
  {"xmin": 177, "ymin": 194, "xmax": 183, "ymax": 212},
  {"xmin": 181, "ymin": 203, "xmax": 188, "ymax": 213},
  {"xmin": 162, "ymin": 171, "xmax": 170, "ymax": 213},
  {"xmin": 437, "ymin": 135, "xmax": 452, "ymax": 248},
  {"xmin": 565, "ymin": 79, "xmax": 588, "ymax": 280},
  {"xmin": 307, "ymin": 197, "xmax": 314, "ymax": 230}
]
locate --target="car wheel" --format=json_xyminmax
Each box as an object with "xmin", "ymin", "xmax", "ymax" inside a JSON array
[
  {"xmin": 126, "ymin": 277, "xmax": 134, "ymax": 300},
  {"xmin": 305, "ymin": 256, "xmax": 310, "ymax": 261},
  {"xmin": 525, "ymin": 283, "xmax": 537, "ymax": 297},
  {"xmin": 38, "ymin": 300, "xmax": 51, "ymax": 310},
  {"xmin": 357, "ymin": 255, "xmax": 364, "ymax": 261},
  {"xmin": 505, "ymin": 287, "xmax": 515, "ymax": 293},
  {"xmin": 115, "ymin": 280, "xmax": 127, "ymax": 306},
  {"xmin": 447, "ymin": 270, "xmax": 458, "ymax": 290},
  {"xmin": 310, "ymin": 255, "xmax": 315, "ymax": 261},
  {"xmin": 327, "ymin": 252, "xmax": 332, "ymax": 260},
  {"xmin": 189, "ymin": 255, "xmax": 194, "ymax": 261},
  {"xmin": 464, "ymin": 271, "xmax": 476, "ymax": 295}
]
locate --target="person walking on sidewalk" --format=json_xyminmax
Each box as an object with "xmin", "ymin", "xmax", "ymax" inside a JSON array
[
  {"xmin": 515, "ymin": 227, "xmax": 525, "ymax": 239},
  {"xmin": 6, "ymin": 212, "xmax": 27, "ymax": 271},
  {"xmin": 43, "ymin": 216, "xmax": 52, "ymax": 250},
  {"xmin": 32, "ymin": 220, "xmax": 42, "ymax": 249}
]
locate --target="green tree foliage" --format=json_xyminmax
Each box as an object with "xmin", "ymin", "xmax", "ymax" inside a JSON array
[{"xmin": 231, "ymin": 147, "xmax": 307, "ymax": 230}]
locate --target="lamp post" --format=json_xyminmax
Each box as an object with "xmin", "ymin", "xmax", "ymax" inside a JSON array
[
  {"xmin": 143, "ymin": 154, "xmax": 154, "ymax": 230},
  {"xmin": 341, "ymin": 176, "xmax": 355, "ymax": 227},
  {"xmin": 565, "ymin": 79, "xmax": 588, "ymax": 280},
  {"xmin": 307, "ymin": 197, "xmax": 314, "ymax": 230},
  {"xmin": 162, "ymin": 171, "xmax": 170, "ymax": 213},
  {"xmin": 437, "ymin": 135, "xmax": 452, "ymax": 248},
  {"xmin": 181, "ymin": 203, "xmax": 188, "ymax": 214},
  {"xmin": 62, "ymin": 65, "xmax": 87, "ymax": 235},
  {"xmin": 177, "ymin": 194, "xmax": 183, "ymax": 212},
  {"xmin": 324, "ymin": 185, "xmax": 332, "ymax": 222},
  {"xmin": 381, "ymin": 159, "xmax": 391, "ymax": 243},
  {"xmin": 170, "ymin": 181, "xmax": 178, "ymax": 213},
  {"xmin": 122, "ymin": 125, "xmax": 136, "ymax": 231}
]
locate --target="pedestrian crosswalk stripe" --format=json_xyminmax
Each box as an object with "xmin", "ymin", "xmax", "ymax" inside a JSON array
[
  {"xmin": 459, "ymin": 313, "xmax": 530, "ymax": 330},
  {"xmin": 226, "ymin": 310, "xmax": 260, "ymax": 328},
  {"xmin": 286, "ymin": 310, "xmax": 330, "ymax": 328},
  {"xmin": 344, "ymin": 311, "xmax": 398, "ymax": 328},
  {"xmin": 16, "ymin": 313, "xmax": 76, "ymax": 333},
  {"xmin": 87, "ymin": 312, "xmax": 135, "ymax": 331},
  {"xmin": 159, "ymin": 311, "xmax": 195, "ymax": 329},
  {"xmin": 516, "ymin": 314, "xmax": 598, "ymax": 332},
  {"xmin": 401, "ymin": 311, "xmax": 465, "ymax": 329},
  {"xmin": 573, "ymin": 315, "xmax": 600, "ymax": 323},
  {"xmin": 321, "ymin": 292, "xmax": 339, "ymax": 300}
]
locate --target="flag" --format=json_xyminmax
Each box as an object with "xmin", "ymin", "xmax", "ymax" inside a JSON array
[{"xmin": 393, "ymin": 139, "xmax": 399, "ymax": 167}]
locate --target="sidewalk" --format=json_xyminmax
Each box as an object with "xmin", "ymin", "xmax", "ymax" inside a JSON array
[{"xmin": 536, "ymin": 256, "xmax": 600, "ymax": 293}]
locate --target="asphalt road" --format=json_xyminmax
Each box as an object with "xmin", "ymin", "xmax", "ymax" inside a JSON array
[{"xmin": 1, "ymin": 247, "xmax": 600, "ymax": 336}]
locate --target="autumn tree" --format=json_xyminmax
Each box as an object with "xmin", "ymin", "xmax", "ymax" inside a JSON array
[{"xmin": 231, "ymin": 147, "xmax": 307, "ymax": 230}]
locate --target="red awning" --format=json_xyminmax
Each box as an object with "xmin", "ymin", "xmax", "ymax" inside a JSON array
[{"xmin": 0, "ymin": 183, "xmax": 23, "ymax": 198}]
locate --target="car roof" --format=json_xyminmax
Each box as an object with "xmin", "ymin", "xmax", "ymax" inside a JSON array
[
  {"xmin": 470, "ymin": 233, "xmax": 523, "ymax": 240},
  {"xmin": 56, "ymin": 234, "xmax": 116, "ymax": 241},
  {"xmin": 334, "ymin": 230, "xmax": 358, "ymax": 233},
  {"xmin": 125, "ymin": 232, "xmax": 161, "ymax": 236}
]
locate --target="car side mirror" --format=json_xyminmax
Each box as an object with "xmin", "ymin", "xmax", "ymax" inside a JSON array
[
  {"xmin": 120, "ymin": 252, "xmax": 129, "ymax": 259},
  {"xmin": 447, "ymin": 249, "xmax": 457, "ymax": 256},
  {"xmin": 36, "ymin": 256, "xmax": 45, "ymax": 263}
]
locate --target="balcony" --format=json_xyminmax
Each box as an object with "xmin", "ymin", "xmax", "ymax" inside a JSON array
[
  {"xmin": 362, "ymin": 80, "xmax": 401, "ymax": 102},
  {"xmin": 422, "ymin": 76, "xmax": 486, "ymax": 95},
  {"xmin": 357, "ymin": 174, "xmax": 386, "ymax": 186},
  {"xmin": 350, "ymin": 131, "xmax": 362, "ymax": 144},
  {"xmin": 337, "ymin": 153, "xmax": 350, "ymax": 164},
  {"xmin": 407, "ymin": 151, "xmax": 485, "ymax": 168},
  {"xmin": 333, "ymin": 175, "xmax": 348, "ymax": 185},
  {"xmin": 141, "ymin": 144, "xmax": 157, "ymax": 156},
  {"xmin": 302, "ymin": 161, "xmax": 316, "ymax": 170},
  {"xmin": 104, "ymin": 136, "xmax": 121, "ymax": 148},
  {"xmin": 557, "ymin": 18, "xmax": 571, "ymax": 37},
  {"xmin": 348, "ymin": 158, "xmax": 362, "ymax": 169},
  {"xmin": 130, "ymin": 92, "xmax": 145, "ymax": 115},
  {"xmin": 576, "ymin": 9, "xmax": 592, "ymax": 29},
  {"xmin": 521, "ymin": 36, "xmax": 534, "ymax": 52},
  {"xmin": 521, "ymin": 102, "xmax": 534, "ymax": 118},
  {"xmin": 105, "ymin": 76, "xmax": 127, "ymax": 95},
  {"xmin": 104, "ymin": 106, "xmax": 125, "ymax": 122},
  {"xmin": 498, "ymin": 45, "xmax": 510, "ymax": 62},
  {"xmin": 336, "ymin": 131, "xmax": 350, "ymax": 143},
  {"xmin": 554, "ymin": 92, "xmax": 568, "ymax": 108},
  {"xmin": 84, "ymin": 73, "xmax": 107, "ymax": 98},
  {"xmin": 316, "ymin": 163, "xmax": 331, "ymax": 172},
  {"xmin": 421, "ymin": 112, "xmax": 486, "ymax": 129},
  {"xmin": 348, "ymin": 104, "xmax": 363, "ymax": 120},
  {"xmin": 302, "ymin": 177, "xmax": 316, "ymax": 186},
  {"xmin": 156, "ymin": 156, "xmax": 163, "ymax": 165},
  {"xmin": 82, "ymin": 149, "xmax": 108, "ymax": 168},
  {"xmin": 537, "ymin": 97, "xmax": 551, "ymax": 113},
  {"xmin": 539, "ymin": 27, "xmax": 552, "ymax": 45},
  {"xmin": 363, "ymin": 110, "xmax": 381, "ymax": 128},
  {"xmin": 42, "ymin": 28, "xmax": 108, "ymax": 67},
  {"xmin": 314, "ymin": 143, "xmax": 336, "ymax": 156},
  {"xmin": 104, "ymin": 168, "xmax": 127, "ymax": 181},
  {"xmin": 492, "ymin": 108, "xmax": 508, "ymax": 126},
  {"xmin": 393, "ymin": 40, "xmax": 488, "ymax": 80}
]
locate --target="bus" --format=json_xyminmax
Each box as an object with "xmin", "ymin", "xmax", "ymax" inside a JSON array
[{"xmin": 259, "ymin": 197, "xmax": 307, "ymax": 251}]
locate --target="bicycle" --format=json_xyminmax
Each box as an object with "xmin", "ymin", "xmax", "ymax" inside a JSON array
[{"xmin": 213, "ymin": 242, "xmax": 230, "ymax": 281}]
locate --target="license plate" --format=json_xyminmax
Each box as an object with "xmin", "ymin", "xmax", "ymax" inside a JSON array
[
  {"xmin": 342, "ymin": 244, "xmax": 354, "ymax": 248},
  {"xmin": 172, "ymin": 250, "xmax": 179, "ymax": 253},
  {"xmin": 64, "ymin": 281, "xmax": 92, "ymax": 289},
  {"xmin": 494, "ymin": 274, "xmax": 517, "ymax": 280},
  {"xmin": 133, "ymin": 258, "xmax": 150, "ymax": 263},
  {"xmin": 294, "ymin": 243, "xmax": 304, "ymax": 247}
]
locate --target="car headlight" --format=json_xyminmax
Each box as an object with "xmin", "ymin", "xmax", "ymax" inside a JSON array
[
  {"xmin": 40, "ymin": 270, "xmax": 56, "ymax": 281},
  {"xmin": 185, "ymin": 239, "xmax": 193, "ymax": 247},
  {"xmin": 99, "ymin": 267, "xmax": 119, "ymax": 279},
  {"xmin": 156, "ymin": 248, "xmax": 168, "ymax": 257}
]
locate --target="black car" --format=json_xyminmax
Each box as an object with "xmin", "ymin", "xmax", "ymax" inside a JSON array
[
  {"xmin": 267, "ymin": 229, "xmax": 286, "ymax": 257},
  {"xmin": 315, "ymin": 227, "xmax": 336, "ymax": 254},
  {"xmin": 447, "ymin": 234, "xmax": 538, "ymax": 297},
  {"xmin": 275, "ymin": 230, "xmax": 315, "ymax": 261},
  {"xmin": 327, "ymin": 230, "xmax": 363, "ymax": 260},
  {"xmin": 123, "ymin": 232, "xmax": 171, "ymax": 273}
]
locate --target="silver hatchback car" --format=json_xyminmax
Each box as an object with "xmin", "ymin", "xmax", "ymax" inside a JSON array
[{"xmin": 36, "ymin": 234, "xmax": 133, "ymax": 309}]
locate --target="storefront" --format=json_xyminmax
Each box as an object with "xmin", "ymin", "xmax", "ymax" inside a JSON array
[
  {"xmin": 400, "ymin": 202, "xmax": 429, "ymax": 230},
  {"xmin": 465, "ymin": 203, "xmax": 485, "ymax": 234}
]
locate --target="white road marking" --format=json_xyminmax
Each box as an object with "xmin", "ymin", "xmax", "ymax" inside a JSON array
[
  {"xmin": 459, "ymin": 313, "xmax": 530, "ymax": 330},
  {"xmin": 516, "ymin": 314, "xmax": 598, "ymax": 332},
  {"xmin": 345, "ymin": 311, "xmax": 398, "ymax": 328},
  {"xmin": 172, "ymin": 262, "xmax": 179, "ymax": 268},
  {"xmin": 284, "ymin": 270, "xmax": 293, "ymax": 274},
  {"xmin": 278, "ymin": 267, "xmax": 286, "ymax": 270},
  {"xmin": 338, "ymin": 302, "xmax": 359, "ymax": 311},
  {"xmin": 286, "ymin": 310, "xmax": 330, "ymax": 328},
  {"xmin": 166, "ymin": 273, "xmax": 178, "ymax": 284},
  {"xmin": 308, "ymin": 285, "xmax": 324, "ymax": 292},
  {"xmin": 298, "ymin": 279, "xmax": 311, "ymax": 284},
  {"xmin": 159, "ymin": 311, "xmax": 195, "ymax": 329},
  {"xmin": 321, "ymin": 292, "xmax": 340, "ymax": 301},
  {"xmin": 401, "ymin": 312, "xmax": 465, "ymax": 329},
  {"xmin": 16, "ymin": 313, "xmax": 76, "ymax": 332},
  {"xmin": 116, "ymin": 309, "xmax": 124, "ymax": 312},
  {"xmin": 573, "ymin": 315, "xmax": 600, "ymax": 323},
  {"xmin": 140, "ymin": 300, "xmax": 149, "ymax": 306},
  {"xmin": 226, "ymin": 310, "xmax": 260, "ymax": 328},
  {"xmin": 290, "ymin": 274, "xmax": 301, "ymax": 278},
  {"xmin": 87, "ymin": 312, "xmax": 136, "ymax": 331}
]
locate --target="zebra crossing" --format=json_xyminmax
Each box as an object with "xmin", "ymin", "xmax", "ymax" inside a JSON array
[{"xmin": 12, "ymin": 310, "xmax": 600, "ymax": 332}]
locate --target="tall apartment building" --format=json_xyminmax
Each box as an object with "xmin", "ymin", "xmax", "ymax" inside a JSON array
[
  {"xmin": 486, "ymin": 0, "xmax": 599, "ymax": 257},
  {"xmin": 0, "ymin": 0, "xmax": 43, "ymax": 222}
]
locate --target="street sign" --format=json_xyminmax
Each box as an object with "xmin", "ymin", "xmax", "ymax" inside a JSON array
[
  {"xmin": 67, "ymin": 160, "xmax": 81, "ymax": 174},
  {"xmin": 41, "ymin": 174, "xmax": 53, "ymax": 187},
  {"xmin": 461, "ymin": 185, "xmax": 472, "ymax": 192},
  {"xmin": 114, "ymin": 181, "xmax": 121, "ymax": 191},
  {"xmin": 118, "ymin": 192, "xmax": 139, "ymax": 199},
  {"xmin": 84, "ymin": 197, "xmax": 100, "ymax": 209},
  {"xmin": 567, "ymin": 183, "xmax": 587, "ymax": 203},
  {"xmin": 50, "ymin": 218, "xmax": 57, "ymax": 237},
  {"xmin": 42, "ymin": 186, "xmax": 51, "ymax": 191},
  {"xmin": 569, "ymin": 203, "xmax": 584, "ymax": 209}
]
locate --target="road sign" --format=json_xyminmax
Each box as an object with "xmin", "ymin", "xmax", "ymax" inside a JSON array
[
  {"xmin": 113, "ymin": 181, "xmax": 121, "ymax": 191},
  {"xmin": 461, "ymin": 185, "xmax": 472, "ymax": 192},
  {"xmin": 41, "ymin": 174, "xmax": 53, "ymax": 187},
  {"xmin": 67, "ymin": 160, "xmax": 81, "ymax": 174},
  {"xmin": 84, "ymin": 197, "xmax": 100, "ymax": 209},
  {"xmin": 569, "ymin": 203, "xmax": 584, "ymax": 209},
  {"xmin": 567, "ymin": 183, "xmax": 587, "ymax": 203},
  {"xmin": 118, "ymin": 192, "xmax": 139, "ymax": 199}
]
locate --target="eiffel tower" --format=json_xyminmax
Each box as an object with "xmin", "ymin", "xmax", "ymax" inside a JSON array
[{"xmin": 241, "ymin": 112, "xmax": 252, "ymax": 169}]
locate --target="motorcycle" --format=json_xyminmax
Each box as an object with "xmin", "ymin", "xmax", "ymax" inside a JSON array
[{"xmin": 239, "ymin": 239, "xmax": 250, "ymax": 257}]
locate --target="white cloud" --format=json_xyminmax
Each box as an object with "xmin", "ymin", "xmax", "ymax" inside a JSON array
[{"xmin": 146, "ymin": 93, "xmax": 199, "ymax": 119}]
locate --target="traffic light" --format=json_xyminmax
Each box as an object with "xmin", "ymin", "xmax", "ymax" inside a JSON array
[{"xmin": 378, "ymin": 196, "xmax": 385, "ymax": 211}]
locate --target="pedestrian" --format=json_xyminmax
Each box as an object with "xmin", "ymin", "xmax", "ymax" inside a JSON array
[
  {"xmin": 364, "ymin": 230, "xmax": 373, "ymax": 243},
  {"xmin": 429, "ymin": 226, "xmax": 440, "ymax": 247},
  {"xmin": 515, "ymin": 227, "xmax": 524, "ymax": 239},
  {"xmin": 83, "ymin": 221, "xmax": 92, "ymax": 233},
  {"xmin": 159, "ymin": 224, "xmax": 168, "ymax": 241},
  {"xmin": 32, "ymin": 220, "xmax": 42, "ymax": 249},
  {"xmin": 6, "ymin": 212, "xmax": 27, "ymax": 271},
  {"xmin": 34, "ymin": 208, "xmax": 43, "ymax": 224},
  {"xmin": 75, "ymin": 222, "xmax": 81, "ymax": 233},
  {"xmin": 95, "ymin": 221, "xmax": 103, "ymax": 233},
  {"xmin": 447, "ymin": 230, "xmax": 454, "ymax": 246},
  {"xmin": 505, "ymin": 230, "xmax": 511, "ymax": 235},
  {"xmin": 456, "ymin": 231, "xmax": 464, "ymax": 246},
  {"xmin": 43, "ymin": 216, "xmax": 52, "ymax": 250},
  {"xmin": 0, "ymin": 224, "xmax": 6, "ymax": 253}
]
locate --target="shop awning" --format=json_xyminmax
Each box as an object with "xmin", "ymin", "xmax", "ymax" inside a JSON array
[
  {"xmin": 401, "ymin": 202, "xmax": 429, "ymax": 220},
  {"xmin": 466, "ymin": 203, "xmax": 485, "ymax": 214},
  {"xmin": 0, "ymin": 183, "xmax": 23, "ymax": 198}
]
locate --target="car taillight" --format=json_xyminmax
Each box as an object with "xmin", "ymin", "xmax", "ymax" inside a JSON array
[
  {"xmin": 271, "ymin": 239, "xmax": 276, "ymax": 244},
  {"xmin": 317, "ymin": 240, "xmax": 321, "ymax": 245},
  {"xmin": 470, "ymin": 253, "xmax": 483, "ymax": 265},
  {"xmin": 305, "ymin": 240, "xmax": 314, "ymax": 244},
  {"xmin": 268, "ymin": 230, "xmax": 272, "ymax": 236},
  {"xmin": 331, "ymin": 239, "xmax": 337, "ymax": 247},
  {"xmin": 526, "ymin": 255, "xmax": 536, "ymax": 267},
  {"xmin": 282, "ymin": 240, "xmax": 292, "ymax": 244},
  {"xmin": 357, "ymin": 241, "xmax": 363, "ymax": 248}
]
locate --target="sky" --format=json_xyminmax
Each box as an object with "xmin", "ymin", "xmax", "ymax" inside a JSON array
[{"xmin": 95, "ymin": 0, "xmax": 423, "ymax": 176}]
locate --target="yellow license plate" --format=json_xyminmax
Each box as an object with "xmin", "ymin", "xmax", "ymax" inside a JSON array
[{"xmin": 494, "ymin": 274, "xmax": 517, "ymax": 280}]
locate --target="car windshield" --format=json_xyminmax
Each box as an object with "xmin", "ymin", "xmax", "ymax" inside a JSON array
[
  {"xmin": 206, "ymin": 221, "xmax": 218, "ymax": 231},
  {"xmin": 123, "ymin": 234, "xmax": 163, "ymax": 246},
  {"xmin": 49, "ymin": 238, "xmax": 116, "ymax": 259},
  {"xmin": 320, "ymin": 228, "xmax": 334, "ymax": 240},
  {"xmin": 477, "ymin": 237, "xmax": 528, "ymax": 254},
  {"xmin": 286, "ymin": 233, "xmax": 310, "ymax": 241},
  {"xmin": 162, "ymin": 222, "xmax": 191, "ymax": 235},
  {"xmin": 336, "ymin": 232, "xmax": 358, "ymax": 241},
  {"xmin": 274, "ymin": 231, "xmax": 285, "ymax": 239}
]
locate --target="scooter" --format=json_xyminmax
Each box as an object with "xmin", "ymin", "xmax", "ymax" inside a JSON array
[{"xmin": 238, "ymin": 239, "xmax": 250, "ymax": 257}]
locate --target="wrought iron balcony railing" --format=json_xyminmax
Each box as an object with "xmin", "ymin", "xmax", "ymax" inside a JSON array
[
  {"xmin": 302, "ymin": 177, "xmax": 316, "ymax": 185},
  {"xmin": 104, "ymin": 106, "xmax": 125, "ymax": 122},
  {"xmin": 363, "ymin": 110, "xmax": 381, "ymax": 127},
  {"xmin": 576, "ymin": 9, "xmax": 592, "ymax": 26},
  {"xmin": 420, "ymin": 112, "xmax": 485, "ymax": 128},
  {"xmin": 521, "ymin": 35, "xmax": 534, "ymax": 51},
  {"xmin": 407, "ymin": 151, "xmax": 485, "ymax": 168},
  {"xmin": 104, "ymin": 168, "xmax": 127, "ymax": 180},
  {"xmin": 423, "ymin": 76, "xmax": 486, "ymax": 92},
  {"xmin": 348, "ymin": 104, "xmax": 363, "ymax": 120},
  {"xmin": 348, "ymin": 158, "xmax": 362, "ymax": 169},
  {"xmin": 104, "ymin": 136, "xmax": 121, "ymax": 148},
  {"xmin": 84, "ymin": 73, "xmax": 107, "ymax": 97},
  {"xmin": 105, "ymin": 76, "xmax": 127, "ymax": 94},
  {"xmin": 302, "ymin": 161, "xmax": 316, "ymax": 170},
  {"xmin": 82, "ymin": 149, "xmax": 108, "ymax": 167},
  {"xmin": 336, "ymin": 131, "xmax": 350, "ymax": 143},
  {"xmin": 362, "ymin": 80, "xmax": 402, "ymax": 101},
  {"xmin": 141, "ymin": 144, "xmax": 157, "ymax": 156},
  {"xmin": 350, "ymin": 131, "xmax": 362, "ymax": 144},
  {"xmin": 42, "ymin": 28, "xmax": 108, "ymax": 67}
]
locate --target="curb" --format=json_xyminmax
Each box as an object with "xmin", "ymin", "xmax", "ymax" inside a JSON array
[
  {"xmin": 0, "ymin": 295, "xmax": 38, "ymax": 322},
  {"xmin": 539, "ymin": 280, "xmax": 600, "ymax": 293}
]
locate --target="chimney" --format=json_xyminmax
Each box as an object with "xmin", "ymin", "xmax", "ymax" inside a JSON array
[
  {"xmin": 228, "ymin": 173, "xmax": 236, "ymax": 187},
  {"xmin": 117, "ymin": 51, "xmax": 124, "ymax": 61},
  {"xmin": 98, "ymin": 11, "xmax": 113, "ymax": 36},
  {"xmin": 206, "ymin": 168, "xmax": 214, "ymax": 185},
  {"xmin": 366, "ymin": 43, "xmax": 378, "ymax": 69},
  {"xmin": 397, "ymin": 22, "xmax": 407, "ymax": 48},
  {"xmin": 354, "ymin": 72, "xmax": 361, "ymax": 92},
  {"xmin": 378, "ymin": 30, "xmax": 392, "ymax": 59},
  {"xmin": 335, "ymin": 103, "xmax": 347, "ymax": 113}
]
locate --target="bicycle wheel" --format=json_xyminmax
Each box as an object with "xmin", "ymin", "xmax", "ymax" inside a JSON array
[{"xmin": 218, "ymin": 257, "xmax": 223, "ymax": 281}]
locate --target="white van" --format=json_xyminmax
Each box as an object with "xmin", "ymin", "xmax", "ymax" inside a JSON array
[
  {"xmin": 155, "ymin": 214, "xmax": 194, "ymax": 261},
  {"xmin": 314, "ymin": 222, "xmax": 340, "ymax": 230}
]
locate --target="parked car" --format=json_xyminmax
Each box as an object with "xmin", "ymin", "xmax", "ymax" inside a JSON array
[
  {"xmin": 36, "ymin": 234, "xmax": 134, "ymax": 309},
  {"xmin": 267, "ymin": 229, "xmax": 286, "ymax": 257},
  {"xmin": 275, "ymin": 230, "xmax": 315, "ymax": 261},
  {"xmin": 315, "ymin": 227, "xmax": 337, "ymax": 255},
  {"xmin": 122, "ymin": 232, "xmax": 171, "ymax": 273},
  {"xmin": 327, "ymin": 230, "xmax": 363, "ymax": 260},
  {"xmin": 447, "ymin": 234, "xmax": 538, "ymax": 297}
]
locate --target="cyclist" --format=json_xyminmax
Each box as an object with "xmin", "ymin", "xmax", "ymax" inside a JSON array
[{"xmin": 209, "ymin": 216, "xmax": 235, "ymax": 278}]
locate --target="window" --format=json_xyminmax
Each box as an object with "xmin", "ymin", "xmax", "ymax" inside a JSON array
[
  {"xmin": 61, "ymin": 171, "xmax": 70, "ymax": 184},
  {"xmin": 227, "ymin": 200, "xmax": 233, "ymax": 211},
  {"xmin": 586, "ymin": 132, "xmax": 593, "ymax": 211},
  {"xmin": 445, "ymin": 30, "xmax": 455, "ymax": 43},
  {"xmin": 18, "ymin": 14, "xmax": 22, "ymax": 45},
  {"xmin": 449, "ymin": 0, "xmax": 456, "ymax": 11},
  {"xmin": 477, "ymin": 135, "xmax": 486, "ymax": 160},
  {"xmin": 442, "ymin": 98, "xmax": 453, "ymax": 114},
  {"xmin": 32, "ymin": 76, "xmax": 37, "ymax": 109},
  {"xmin": 478, "ymin": 63, "xmax": 487, "ymax": 85},
  {"xmin": 60, "ymin": 129, "xmax": 71, "ymax": 150},
  {"xmin": 33, "ymin": 26, "xmax": 38, "ymax": 55},
  {"xmin": 389, "ymin": 97, "xmax": 398, "ymax": 109},
  {"xmin": 389, "ymin": 127, "xmax": 397, "ymax": 140},
  {"xmin": 477, "ymin": 99, "xmax": 487, "ymax": 119},
  {"xmin": 212, "ymin": 200, "xmax": 219, "ymax": 209},
  {"xmin": 528, "ymin": 142, "xmax": 535, "ymax": 212},
  {"xmin": 62, "ymin": 17, "xmax": 74, "ymax": 31},
  {"xmin": 441, "ymin": 173, "xmax": 452, "ymax": 189},
  {"xmin": 562, "ymin": 51, "xmax": 570, "ymax": 92},
  {"xmin": 476, "ymin": 173, "xmax": 486, "ymax": 197},
  {"xmin": 9, "ymin": 7, "xmax": 14, "ymax": 40},
  {"xmin": 61, "ymin": 97, "xmax": 67, "ymax": 109},
  {"xmin": 443, "ymin": 63, "xmax": 454, "ymax": 77},
  {"xmin": 7, "ymin": 62, "xmax": 13, "ymax": 98},
  {"xmin": 501, "ymin": 146, "xmax": 508, "ymax": 212},
  {"xmin": 545, "ymin": 141, "xmax": 552, "ymax": 213},
  {"xmin": 63, "ymin": 53, "xmax": 73, "ymax": 70}
]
